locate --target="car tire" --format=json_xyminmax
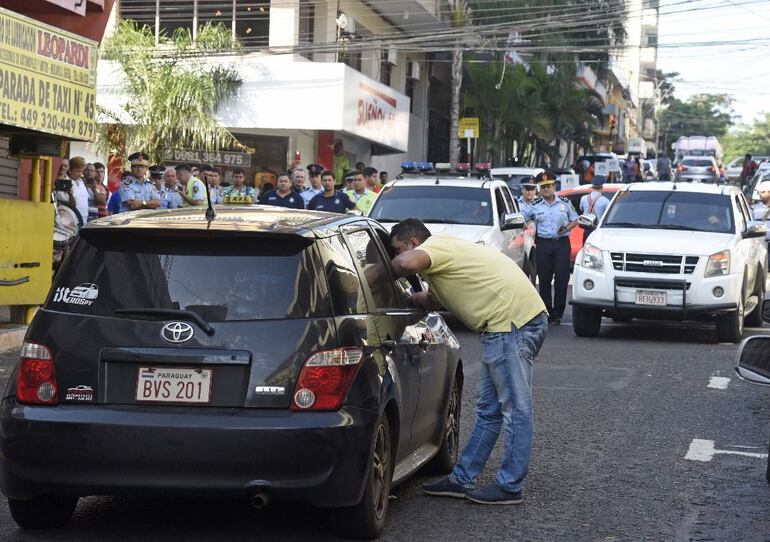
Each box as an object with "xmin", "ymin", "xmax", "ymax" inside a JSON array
[
  {"xmin": 338, "ymin": 416, "xmax": 392, "ymax": 540},
  {"xmin": 8, "ymin": 495, "xmax": 78, "ymax": 529},
  {"xmin": 744, "ymin": 268, "xmax": 766, "ymax": 328},
  {"xmin": 572, "ymin": 305, "xmax": 602, "ymax": 337},
  {"xmin": 427, "ymin": 373, "xmax": 462, "ymax": 474},
  {"xmin": 716, "ymin": 293, "xmax": 744, "ymax": 343}
]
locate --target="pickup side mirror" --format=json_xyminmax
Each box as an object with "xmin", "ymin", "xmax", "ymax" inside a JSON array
[
  {"xmin": 577, "ymin": 214, "xmax": 597, "ymax": 229},
  {"xmin": 735, "ymin": 336, "xmax": 770, "ymax": 386},
  {"xmin": 501, "ymin": 212, "xmax": 525, "ymax": 230},
  {"xmin": 743, "ymin": 220, "xmax": 767, "ymax": 239}
]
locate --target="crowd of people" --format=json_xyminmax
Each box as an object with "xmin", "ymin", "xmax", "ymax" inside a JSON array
[{"xmin": 53, "ymin": 151, "xmax": 392, "ymax": 227}]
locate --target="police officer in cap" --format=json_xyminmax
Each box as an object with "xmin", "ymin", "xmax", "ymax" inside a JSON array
[
  {"xmin": 119, "ymin": 152, "xmax": 161, "ymax": 213},
  {"xmin": 522, "ymin": 171, "xmax": 578, "ymax": 324},
  {"xmin": 517, "ymin": 176, "xmax": 538, "ymax": 214},
  {"xmin": 300, "ymin": 163, "xmax": 325, "ymax": 207}
]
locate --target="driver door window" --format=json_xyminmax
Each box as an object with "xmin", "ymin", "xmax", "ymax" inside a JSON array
[{"xmin": 344, "ymin": 229, "xmax": 400, "ymax": 310}]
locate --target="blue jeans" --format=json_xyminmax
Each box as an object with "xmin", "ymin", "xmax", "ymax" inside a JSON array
[{"xmin": 450, "ymin": 313, "xmax": 547, "ymax": 493}]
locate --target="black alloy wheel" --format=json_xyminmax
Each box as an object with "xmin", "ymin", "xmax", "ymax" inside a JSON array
[
  {"xmin": 428, "ymin": 376, "xmax": 462, "ymax": 473},
  {"xmin": 339, "ymin": 416, "xmax": 393, "ymax": 540}
]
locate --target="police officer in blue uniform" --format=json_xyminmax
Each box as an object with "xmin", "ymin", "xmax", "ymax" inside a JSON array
[
  {"xmin": 307, "ymin": 171, "xmax": 357, "ymax": 213},
  {"xmin": 159, "ymin": 167, "xmax": 183, "ymax": 209},
  {"xmin": 119, "ymin": 152, "xmax": 161, "ymax": 213},
  {"xmin": 517, "ymin": 176, "xmax": 538, "ymax": 213},
  {"xmin": 522, "ymin": 171, "xmax": 578, "ymax": 324},
  {"xmin": 260, "ymin": 173, "xmax": 304, "ymax": 209}
]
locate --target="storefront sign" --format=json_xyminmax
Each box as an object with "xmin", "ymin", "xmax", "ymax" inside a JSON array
[
  {"xmin": 0, "ymin": 8, "xmax": 97, "ymax": 140},
  {"xmin": 163, "ymin": 149, "xmax": 252, "ymax": 167}
]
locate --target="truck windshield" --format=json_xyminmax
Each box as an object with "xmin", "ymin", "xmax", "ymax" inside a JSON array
[
  {"xmin": 368, "ymin": 186, "xmax": 493, "ymax": 226},
  {"xmin": 603, "ymin": 191, "xmax": 734, "ymax": 234}
]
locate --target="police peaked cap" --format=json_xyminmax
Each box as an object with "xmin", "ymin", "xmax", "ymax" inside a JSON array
[
  {"xmin": 520, "ymin": 176, "xmax": 537, "ymax": 188},
  {"xmin": 128, "ymin": 152, "xmax": 150, "ymax": 166},
  {"xmin": 535, "ymin": 171, "xmax": 557, "ymax": 186},
  {"xmin": 307, "ymin": 163, "xmax": 324, "ymax": 176},
  {"xmin": 148, "ymin": 164, "xmax": 165, "ymax": 175}
]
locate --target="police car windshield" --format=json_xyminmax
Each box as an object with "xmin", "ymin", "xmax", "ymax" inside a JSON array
[
  {"xmin": 368, "ymin": 186, "xmax": 493, "ymax": 226},
  {"xmin": 50, "ymin": 234, "xmax": 326, "ymax": 321},
  {"xmin": 603, "ymin": 191, "xmax": 734, "ymax": 234}
]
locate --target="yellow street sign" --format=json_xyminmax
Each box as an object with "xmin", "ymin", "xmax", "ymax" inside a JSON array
[{"xmin": 458, "ymin": 117, "xmax": 480, "ymax": 139}]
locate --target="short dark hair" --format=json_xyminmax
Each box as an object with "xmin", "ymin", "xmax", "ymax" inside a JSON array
[
  {"xmin": 94, "ymin": 162, "xmax": 105, "ymax": 170},
  {"xmin": 390, "ymin": 219, "xmax": 432, "ymax": 244},
  {"xmin": 175, "ymin": 164, "xmax": 191, "ymax": 173},
  {"xmin": 233, "ymin": 168, "xmax": 245, "ymax": 176},
  {"xmin": 321, "ymin": 170, "xmax": 335, "ymax": 180},
  {"xmin": 353, "ymin": 170, "xmax": 365, "ymax": 178},
  {"xmin": 363, "ymin": 166, "xmax": 378, "ymax": 176}
]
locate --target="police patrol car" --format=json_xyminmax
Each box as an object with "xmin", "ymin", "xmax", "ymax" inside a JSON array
[{"xmin": 367, "ymin": 162, "xmax": 537, "ymax": 282}]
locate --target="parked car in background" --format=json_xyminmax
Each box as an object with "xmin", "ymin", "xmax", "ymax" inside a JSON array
[
  {"xmin": 734, "ymin": 331, "xmax": 770, "ymax": 483},
  {"xmin": 0, "ymin": 206, "xmax": 464, "ymax": 539},
  {"xmin": 726, "ymin": 156, "xmax": 770, "ymax": 183},
  {"xmin": 675, "ymin": 155, "xmax": 721, "ymax": 183},
  {"xmin": 490, "ymin": 167, "xmax": 545, "ymax": 198},
  {"xmin": 557, "ymin": 183, "xmax": 626, "ymax": 264},
  {"xmin": 571, "ymin": 182, "xmax": 767, "ymax": 343},
  {"xmin": 368, "ymin": 177, "xmax": 537, "ymax": 283}
]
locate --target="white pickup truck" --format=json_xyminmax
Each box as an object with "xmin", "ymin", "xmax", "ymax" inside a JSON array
[{"xmin": 571, "ymin": 182, "xmax": 767, "ymax": 342}]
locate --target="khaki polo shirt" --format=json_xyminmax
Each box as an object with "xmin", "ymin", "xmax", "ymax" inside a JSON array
[{"xmin": 418, "ymin": 235, "xmax": 546, "ymax": 333}]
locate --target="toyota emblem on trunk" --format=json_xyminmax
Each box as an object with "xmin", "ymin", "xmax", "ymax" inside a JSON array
[{"xmin": 162, "ymin": 322, "xmax": 194, "ymax": 343}]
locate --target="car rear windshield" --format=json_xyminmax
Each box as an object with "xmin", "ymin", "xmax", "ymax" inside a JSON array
[
  {"xmin": 48, "ymin": 233, "xmax": 328, "ymax": 321},
  {"xmin": 681, "ymin": 159, "xmax": 713, "ymax": 167},
  {"xmin": 603, "ymin": 191, "xmax": 734, "ymax": 233},
  {"xmin": 368, "ymin": 185, "xmax": 493, "ymax": 225}
]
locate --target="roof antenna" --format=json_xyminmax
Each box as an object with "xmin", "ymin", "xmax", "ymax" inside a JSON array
[{"xmin": 203, "ymin": 178, "xmax": 216, "ymax": 221}]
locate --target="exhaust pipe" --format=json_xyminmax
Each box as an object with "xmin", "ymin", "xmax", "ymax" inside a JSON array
[{"xmin": 250, "ymin": 491, "xmax": 270, "ymax": 510}]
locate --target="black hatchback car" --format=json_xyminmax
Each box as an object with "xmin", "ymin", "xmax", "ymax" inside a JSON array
[{"xmin": 0, "ymin": 206, "xmax": 463, "ymax": 539}]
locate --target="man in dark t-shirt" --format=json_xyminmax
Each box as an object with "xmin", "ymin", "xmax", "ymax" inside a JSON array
[{"xmin": 307, "ymin": 171, "xmax": 357, "ymax": 214}]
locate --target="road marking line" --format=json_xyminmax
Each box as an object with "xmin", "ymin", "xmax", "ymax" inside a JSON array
[
  {"xmin": 707, "ymin": 376, "xmax": 730, "ymax": 389},
  {"xmin": 685, "ymin": 439, "xmax": 768, "ymax": 462}
]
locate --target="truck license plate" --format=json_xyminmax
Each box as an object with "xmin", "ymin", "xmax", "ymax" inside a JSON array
[
  {"xmin": 635, "ymin": 290, "xmax": 667, "ymax": 306},
  {"xmin": 135, "ymin": 367, "xmax": 212, "ymax": 403}
]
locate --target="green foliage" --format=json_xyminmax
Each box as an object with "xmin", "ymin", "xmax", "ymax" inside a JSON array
[
  {"xmin": 658, "ymin": 93, "xmax": 735, "ymax": 152},
  {"xmin": 95, "ymin": 20, "xmax": 246, "ymax": 163},
  {"xmin": 722, "ymin": 113, "xmax": 770, "ymax": 160}
]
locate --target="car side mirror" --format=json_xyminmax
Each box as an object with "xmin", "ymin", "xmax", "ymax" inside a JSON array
[
  {"xmin": 501, "ymin": 212, "xmax": 525, "ymax": 230},
  {"xmin": 743, "ymin": 220, "xmax": 767, "ymax": 239},
  {"xmin": 735, "ymin": 336, "xmax": 770, "ymax": 386},
  {"xmin": 577, "ymin": 214, "xmax": 597, "ymax": 229}
]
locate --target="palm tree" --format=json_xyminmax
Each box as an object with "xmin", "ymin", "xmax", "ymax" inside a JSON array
[{"xmin": 95, "ymin": 20, "xmax": 247, "ymax": 163}]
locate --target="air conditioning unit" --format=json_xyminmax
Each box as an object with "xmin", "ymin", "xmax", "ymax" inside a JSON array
[
  {"xmin": 385, "ymin": 46, "xmax": 398, "ymax": 66},
  {"xmin": 407, "ymin": 61, "xmax": 421, "ymax": 81}
]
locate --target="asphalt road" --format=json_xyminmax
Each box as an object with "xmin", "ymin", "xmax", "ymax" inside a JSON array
[{"xmin": 1, "ymin": 313, "xmax": 769, "ymax": 541}]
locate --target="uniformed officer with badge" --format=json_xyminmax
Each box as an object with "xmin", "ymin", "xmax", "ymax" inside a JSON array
[
  {"xmin": 517, "ymin": 176, "xmax": 538, "ymax": 213},
  {"xmin": 300, "ymin": 164, "xmax": 325, "ymax": 207},
  {"xmin": 307, "ymin": 171, "xmax": 358, "ymax": 213},
  {"xmin": 260, "ymin": 173, "xmax": 304, "ymax": 209},
  {"xmin": 119, "ymin": 152, "xmax": 161, "ymax": 213},
  {"xmin": 159, "ymin": 167, "xmax": 183, "ymax": 209},
  {"xmin": 175, "ymin": 164, "xmax": 207, "ymax": 206},
  {"xmin": 522, "ymin": 171, "xmax": 578, "ymax": 324}
]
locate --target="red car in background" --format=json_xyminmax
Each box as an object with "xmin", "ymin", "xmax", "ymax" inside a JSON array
[{"xmin": 557, "ymin": 184, "xmax": 626, "ymax": 264}]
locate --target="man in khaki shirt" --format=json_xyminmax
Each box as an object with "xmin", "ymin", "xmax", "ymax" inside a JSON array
[{"xmin": 389, "ymin": 219, "xmax": 548, "ymax": 505}]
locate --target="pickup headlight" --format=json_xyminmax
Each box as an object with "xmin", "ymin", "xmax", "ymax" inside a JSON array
[
  {"xmin": 580, "ymin": 243, "xmax": 603, "ymax": 271},
  {"xmin": 705, "ymin": 250, "xmax": 730, "ymax": 277}
]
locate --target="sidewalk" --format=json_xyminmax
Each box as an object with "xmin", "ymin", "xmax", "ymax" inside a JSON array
[{"xmin": 0, "ymin": 306, "xmax": 26, "ymax": 353}]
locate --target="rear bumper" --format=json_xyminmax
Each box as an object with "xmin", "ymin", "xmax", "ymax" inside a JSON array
[{"xmin": 0, "ymin": 400, "xmax": 377, "ymax": 506}]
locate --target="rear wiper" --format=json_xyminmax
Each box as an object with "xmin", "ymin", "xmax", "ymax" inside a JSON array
[{"xmin": 114, "ymin": 308, "xmax": 215, "ymax": 336}]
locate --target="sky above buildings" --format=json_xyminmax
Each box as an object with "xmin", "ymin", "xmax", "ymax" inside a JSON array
[{"xmin": 657, "ymin": 0, "xmax": 770, "ymax": 125}]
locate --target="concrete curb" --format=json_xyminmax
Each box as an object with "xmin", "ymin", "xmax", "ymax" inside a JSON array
[{"xmin": 0, "ymin": 326, "xmax": 26, "ymax": 353}]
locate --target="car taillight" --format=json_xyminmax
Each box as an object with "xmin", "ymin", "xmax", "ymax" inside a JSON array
[
  {"xmin": 16, "ymin": 341, "xmax": 58, "ymax": 405},
  {"xmin": 291, "ymin": 348, "xmax": 363, "ymax": 411}
]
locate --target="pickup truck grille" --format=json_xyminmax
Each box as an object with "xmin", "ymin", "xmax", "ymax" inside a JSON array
[{"xmin": 610, "ymin": 253, "xmax": 699, "ymax": 274}]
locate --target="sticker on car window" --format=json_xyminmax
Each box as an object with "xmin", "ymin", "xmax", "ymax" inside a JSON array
[
  {"xmin": 52, "ymin": 283, "xmax": 99, "ymax": 306},
  {"xmin": 481, "ymin": 202, "xmax": 488, "ymax": 206}
]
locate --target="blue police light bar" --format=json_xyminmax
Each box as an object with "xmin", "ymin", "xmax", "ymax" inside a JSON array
[
  {"xmin": 416, "ymin": 161, "xmax": 434, "ymax": 171},
  {"xmin": 400, "ymin": 161, "xmax": 417, "ymax": 172}
]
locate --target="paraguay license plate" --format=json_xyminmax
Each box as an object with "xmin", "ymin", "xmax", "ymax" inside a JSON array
[
  {"xmin": 635, "ymin": 289, "xmax": 667, "ymax": 306},
  {"xmin": 135, "ymin": 367, "xmax": 212, "ymax": 403}
]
